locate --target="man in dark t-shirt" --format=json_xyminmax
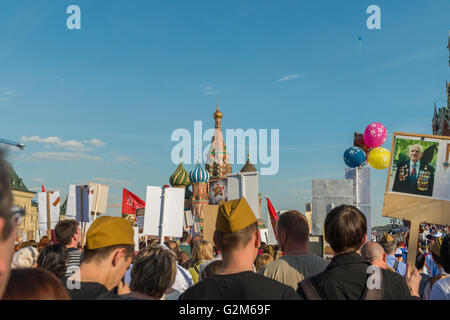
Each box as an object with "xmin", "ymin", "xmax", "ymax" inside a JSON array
[{"xmin": 179, "ymin": 197, "xmax": 300, "ymax": 300}]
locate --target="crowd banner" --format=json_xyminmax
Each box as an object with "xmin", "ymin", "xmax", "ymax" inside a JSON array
[
  {"xmin": 38, "ymin": 191, "xmax": 61, "ymax": 241},
  {"xmin": 143, "ymin": 186, "xmax": 185, "ymax": 243},
  {"xmin": 382, "ymin": 132, "xmax": 450, "ymax": 265}
]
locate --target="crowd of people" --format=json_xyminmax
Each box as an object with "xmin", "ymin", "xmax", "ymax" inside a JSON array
[{"xmin": 1, "ymin": 150, "xmax": 449, "ymax": 301}]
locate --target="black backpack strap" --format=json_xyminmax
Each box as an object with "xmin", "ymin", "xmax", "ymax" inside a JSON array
[
  {"xmin": 393, "ymin": 260, "xmax": 399, "ymax": 272},
  {"xmin": 363, "ymin": 268, "xmax": 384, "ymax": 300},
  {"xmin": 298, "ymin": 278, "xmax": 322, "ymax": 300}
]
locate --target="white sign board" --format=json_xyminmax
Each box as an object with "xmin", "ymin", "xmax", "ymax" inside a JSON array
[
  {"xmin": 88, "ymin": 183, "xmax": 109, "ymax": 215},
  {"xmin": 227, "ymin": 172, "xmax": 259, "ymax": 218},
  {"xmin": 65, "ymin": 185, "xmax": 77, "ymax": 220},
  {"xmin": 143, "ymin": 186, "xmax": 185, "ymax": 238},
  {"xmin": 38, "ymin": 191, "xmax": 61, "ymax": 235}
]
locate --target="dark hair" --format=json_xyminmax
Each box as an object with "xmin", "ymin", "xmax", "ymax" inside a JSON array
[
  {"xmin": 3, "ymin": 268, "xmax": 70, "ymax": 300},
  {"xmin": 130, "ymin": 246, "xmax": 177, "ymax": 299},
  {"xmin": 82, "ymin": 244, "xmax": 135, "ymax": 264},
  {"xmin": 38, "ymin": 236, "xmax": 49, "ymax": 253},
  {"xmin": 164, "ymin": 240, "xmax": 180, "ymax": 257},
  {"xmin": 324, "ymin": 205, "xmax": 367, "ymax": 254},
  {"xmin": 201, "ymin": 260, "xmax": 223, "ymax": 279},
  {"xmin": 214, "ymin": 222, "xmax": 258, "ymax": 253},
  {"xmin": 181, "ymin": 231, "xmax": 189, "ymax": 243},
  {"xmin": 0, "ymin": 150, "xmax": 13, "ymax": 241},
  {"xmin": 277, "ymin": 210, "xmax": 309, "ymax": 243},
  {"xmin": 54, "ymin": 219, "xmax": 79, "ymax": 246},
  {"xmin": 37, "ymin": 244, "xmax": 69, "ymax": 278},
  {"xmin": 415, "ymin": 252, "xmax": 426, "ymax": 271},
  {"xmin": 441, "ymin": 234, "xmax": 450, "ymax": 274}
]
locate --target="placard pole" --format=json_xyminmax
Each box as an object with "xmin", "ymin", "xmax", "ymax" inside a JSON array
[
  {"xmin": 355, "ymin": 167, "xmax": 360, "ymax": 209},
  {"xmin": 46, "ymin": 192, "xmax": 52, "ymax": 242},
  {"xmin": 407, "ymin": 219, "xmax": 420, "ymax": 266},
  {"xmin": 159, "ymin": 187, "xmax": 168, "ymax": 245}
]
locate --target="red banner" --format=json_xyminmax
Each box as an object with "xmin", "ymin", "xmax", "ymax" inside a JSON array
[
  {"xmin": 122, "ymin": 188, "xmax": 145, "ymax": 216},
  {"xmin": 265, "ymin": 196, "xmax": 278, "ymax": 240}
]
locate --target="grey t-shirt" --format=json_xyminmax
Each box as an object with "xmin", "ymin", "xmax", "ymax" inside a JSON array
[{"xmin": 259, "ymin": 253, "xmax": 329, "ymax": 290}]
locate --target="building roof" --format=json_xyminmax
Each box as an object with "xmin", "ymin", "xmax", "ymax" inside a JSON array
[
  {"xmin": 8, "ymin": 165, "xmax": 35, "ymax": 194},
  {"xmin": 240, "ymin": 155, "xmax": 257, "ymax": 173}
]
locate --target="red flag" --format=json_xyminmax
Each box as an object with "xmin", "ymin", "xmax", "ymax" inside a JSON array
[
  {"xmin": 41, "ymin": 185, "xmax": 45, "ymax": 192},
  {"xmin": 122, "ymin": 188, "xmax": 145, "ymax": 216},
  {"xmin": 265, "ymin": 196, "xmax": 278, "ymax": 240}
]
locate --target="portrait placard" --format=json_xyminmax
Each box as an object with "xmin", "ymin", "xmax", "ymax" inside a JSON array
[{"xmin": 382, "ymin": 132, "xmax": 450, "ymax": 265}]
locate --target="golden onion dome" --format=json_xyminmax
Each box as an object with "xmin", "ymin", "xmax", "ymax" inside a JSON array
[{"xmin": 214, "ymin": 105, "xmax": 223, "ymax": 119}]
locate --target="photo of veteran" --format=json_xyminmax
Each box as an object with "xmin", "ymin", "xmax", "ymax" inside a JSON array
[{"xmin": 392, "ymin": 144, "xmax": 435, "ymax": 197}]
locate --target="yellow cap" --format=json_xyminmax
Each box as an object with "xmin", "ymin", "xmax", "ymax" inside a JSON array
[
  {"xmin": 86, "ymin": 216, "xmax": 135, "ymax": 250},
  {"xmin": 216, "ymin": 197, "xmax": 257, "ymax": 233},
  {"xmin": 431, "ymin": 237, "xmax": 443, "ymax": 257},
  {"xmin": 379, "ymin": 233, "xmax": 395, "ymax": 243}
]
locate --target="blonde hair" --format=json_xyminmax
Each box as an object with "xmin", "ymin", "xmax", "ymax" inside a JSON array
[
  {"xmin": 255, "ymin": 253, "xmax": 273, "ymax": 271},
  {"xmin": 191, "ymin": 240, "xmax": 214, "ymax": 262}
]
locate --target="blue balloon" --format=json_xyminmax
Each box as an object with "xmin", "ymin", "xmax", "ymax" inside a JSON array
[{"xmin": 343, "ymin": 146, "xmax": 367, "ymax": 168}]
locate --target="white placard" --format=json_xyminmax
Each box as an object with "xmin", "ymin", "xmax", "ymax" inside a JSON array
[
  {"xmin": 89, "ymin": 183, "xmax": 109, "ymax": 215},
  {"xmin": 38, "ymin": 191, "xmax": 61, "ymax": 234},
  {"xmin": 227, "ymin": 172, "xmax": 259, "ymax": 219},
  {"xmin": 66, "ymin": 185, "xmax": 77, "ymax": 219},
  {"xmin": 143, "ymin": 186, "xmax": 185, "ymax": 238}
]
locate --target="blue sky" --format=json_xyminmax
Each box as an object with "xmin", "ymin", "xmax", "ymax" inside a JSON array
[{"xmin": 1, "ymin": 0, "xmax": 449, "ymax": 228}]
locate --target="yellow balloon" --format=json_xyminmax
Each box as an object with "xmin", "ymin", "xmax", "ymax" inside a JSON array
[{"xmin": 368, "ymin": 147, "xmax": 391, "ymax": 169}]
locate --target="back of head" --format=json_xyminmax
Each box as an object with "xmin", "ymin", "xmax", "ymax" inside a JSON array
[
  {"xmin": 214, "ymin": 198, "xmax": 258, "ymax": 253},
  {"xmin": 54, "ymin": 219, "xmax": 79, "ymax": 247},
  {"xmin": 3, "ymin": 268, "xmax": 70, "ymax": 300},
  {"xmin": 255, "ymin": 253, "xmax": 274, "ymax": 271},
  {"xmin": 324, "ymin": 205, "xmax": 366, "ymax": 254},
  {"xmin": 37, "ymin": 244, "xmax": 69, "ymax": 278},
  {"xmin": 440, "ymin": 234, "xmax": 450, "ymax": 274},
  {"xmin": 164, "ymin": 240, "xmax": 180, "ymax": 256},
  {"xmin": 415, "ymin": 252, "xmax": 426, "ymax": 271},
  {"xmin": 201, "ymin": 260, "xmax": 223, "ymax": 279},
  {"xmin": 130, "ymin": 245, "xmax": 177, "ymax": 299},
  {"xmin": 192, "ymin": 240, "xmax": 214, "ymax": 262},
  {"xmin": 11, "ymin": 246, "xmax": 39, "ymax": 269},
  {"xmin": 379, "ymin": 233, "xmax": 396, "ymax": 255},
  {"xmin": 276, "ymin": 210, "xmax": 309, "ymax": 244},
  {"xmin": 360, "ymin": 241, "xmax": 384, "ymax": 263},
  {"xmin": 181, "ymin": 231, "xmax": 189, "ymax": 243},
  {"xmin": 38, "ymin": 236, "xmax": 49, "ymax": 253}
]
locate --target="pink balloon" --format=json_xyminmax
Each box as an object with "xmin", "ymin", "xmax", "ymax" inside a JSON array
[{"xmin": 363, "ymin": 122, "xmax": 387, "ymax": 148}]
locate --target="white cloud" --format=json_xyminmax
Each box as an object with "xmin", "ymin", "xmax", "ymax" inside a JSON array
[
  {"xmin": 277, "ymin": 74, "xmax": 302, "ymax": 82},
  {"xmin": 0, "ymin": 98, "xmax": 8, "ymax": 101},
  {"xmin": 21, "ymin": 136, "xmax": 106, "ymax": 151},
  {"xmin": 204, "ymin": 85, "xmax": 220, "ymax": 95},
  {"xmin": 31, "ymin": 178, "xmax": 46, "ymax": 184},
  {"xmin": 83, "ymin": 138, "xmax": 106, "ymax": 147},
  {"xmin": 91, "ymin": 177, "xmax": 132, "ymax": 186},
  {"xmin": 22, "ymin": 152, "xmax": 102, "ymax": 162},
  {"xmin": 4, "ymin": 90, "xmax": 13, "ymax": 95}
]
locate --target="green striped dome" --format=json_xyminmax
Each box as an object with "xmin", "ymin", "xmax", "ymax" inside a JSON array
[{"xmin": 169, "ymin": 162, "xmax": 191, "ymax": 187}]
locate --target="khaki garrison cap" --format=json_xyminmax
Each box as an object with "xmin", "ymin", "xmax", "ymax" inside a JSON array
[
  {"xmin": 379, "ymin": 233, "xmax": 395, "ymax": 243},
  {"xmin": 431, "ymin": 237, "xmax": 443, "ymax": 257},
  {"xmin": 86, "ymin": 216, "xmax": 135, "ymax": 250},
  {"xmin": 216, "ymin": 198, "xmax": 257, "ymax": 233}
]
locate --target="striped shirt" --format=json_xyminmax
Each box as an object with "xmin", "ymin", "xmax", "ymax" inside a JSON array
[{"xmin": 65, "ymin": 247, "xmax": 82, "ymax": 277}]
